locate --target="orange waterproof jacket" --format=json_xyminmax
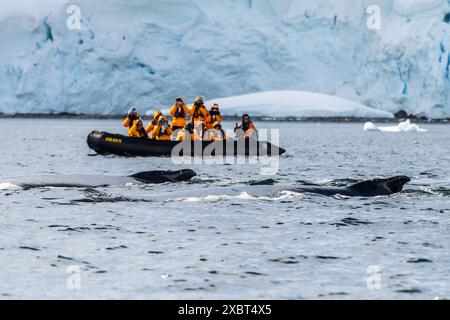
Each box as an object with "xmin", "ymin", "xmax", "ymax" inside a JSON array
[
  {"xmin": 235, "ymin": 122, "xmax": 256, "ymax": 139},
  {"xmin": 189, "ymin": 105, "xmax": 210, "ymax": 126},
  {"xmin": 128, "ymin": 122, "xmax": 149, "ymax": 138},
  {"xmin": 123, "ymin": 114, "xmax": 139, "ymax": 128},
  {"xmin": 152, "ymin": 125, "xmax": 173, "ymax": 141},
  {"xmin": 244, "ymin": 122, "xmax": 256, "ymax": 138},
  {"xmin": 146, "ymin": 115, "xmax": 163, "ymax": 134},
  {"xmin": 206, "ymin": 114, "xmax": 222, "ymax": 130},
  {"xmin": 169, "ymin": 103, "xmax": 191, "ymax": 128}
]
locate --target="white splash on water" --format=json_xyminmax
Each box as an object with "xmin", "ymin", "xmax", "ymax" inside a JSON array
[{"xmin": 179, "ymin": 191, "xmax": 303, "ymax": 203}]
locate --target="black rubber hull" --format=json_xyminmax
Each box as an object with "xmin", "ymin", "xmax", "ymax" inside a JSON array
[{"xmin": 87, "ymin": 131, "xmax": 286, "ymax": 157}]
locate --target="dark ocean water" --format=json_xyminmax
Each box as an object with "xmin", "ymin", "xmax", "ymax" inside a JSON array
[{"xmin": 0, "ymin": 119, "xmax": 449, "ymax": 299}]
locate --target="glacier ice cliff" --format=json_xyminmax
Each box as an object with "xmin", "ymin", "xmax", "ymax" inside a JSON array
[{"xmin": 0, "ymin": 0, "xmax": 449, "ymax": 117}]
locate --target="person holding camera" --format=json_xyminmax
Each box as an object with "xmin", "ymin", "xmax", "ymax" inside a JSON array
[
  {"xmin": 128, "ymin": 118, "xmax": 149, "ymax": 139},
  {"xmin": 205, "ymin": 103, "xmax": 222, "ymax": 130},
  {"xmin": 189, "ymin": 96, "xmax": 210, "ymax": 139},
  {"xmin": 123, "ymin": 107, "xmax": 140, "ymax": 133},
  {"xmin": 169, "ymin": 97, "xmax": 191, "ymax": 131},
  {"xmin": 151, "ymin": 115, "xmax": 173, "ymax": 140}
]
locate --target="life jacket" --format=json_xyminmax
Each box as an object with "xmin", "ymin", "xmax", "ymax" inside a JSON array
[
  {"xmin": 242, "ymin": 120, "xmax": 253, "ymax": 132},
  {"xmin": 152, "ymin": 123, "xmax": 173, "ymax": 140},
  {"xmin": 174, "ymin": 106, "xmax": 186, "ymax": 118},
  {"xmin": 235, "ymin": 121, "xmax": 257, "ymax": 139},
  {"xmin": 129, "ymin": 122, "xmax": 148, "ymax": 138},
  {"xmin": 211, "ymin": 113, "xmax": 220, "ymax": 122},
  {"xmin": 138, "ymin": 127, "xmax": 148, "ymax": 138},
  {"xmin": 191, "ymin": 105, "xmax": 209, "ymax": 122},
  {"xmin": 123, "ymin": 114, "xmax": 139, "ymax": 128}
]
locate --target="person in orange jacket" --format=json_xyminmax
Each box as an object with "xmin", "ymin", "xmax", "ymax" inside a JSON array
[
  {"xmin": 146, "ymin": 110, "xmax": 163, "ymax": 134},
  {"xmin": 205, "ymin": 121, "xmax": 227, "ymax": 141},
  {"xmin": 123, "ymin": 107, "xmax": 140, "ymax": 131},
  {"xmin": 152, "ymin": 116, "xmax": 173, "ymax": 140},
  {"xmin": 234, "ymin": 114, "xmax": 257, "ymax": 140},
  {"xmin": 169, "ymin": 97, "xmax": 191, "ymax": 130},
  {"xmin": 205, "ymin": 103, "xmax": 222, "ymax": 130},
  {"xmin": 176, "ymin": 123, "xmax": 196, "ymax": 141},
  {"xmin": 128, "ymin": 118, "xmax": 149, "ymax": 139},
  {"xmin": 189, "ymin": 96, "xmax": 210, "ymax": 137}
]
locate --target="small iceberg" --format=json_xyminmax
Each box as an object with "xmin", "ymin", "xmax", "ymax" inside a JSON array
[
  {"xmin": 0, "ymin": 182, "xmax": 21, "ymax": 190},
  {"xmin": 364, "ymin": 120, "xmax": 427, "ymax": 132}
]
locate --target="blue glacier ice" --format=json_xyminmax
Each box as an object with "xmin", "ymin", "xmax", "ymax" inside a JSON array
[{"xmin": 0, "ymin": 0, "xmax": 449, "ymax": 117}]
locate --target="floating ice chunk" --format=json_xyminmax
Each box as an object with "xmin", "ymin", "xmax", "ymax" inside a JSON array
[
  {"xmin": 0, "ymin": 182, "xmax": 21, "ymax": 190},
  {"xmin": 364, "ymin": 120, "xmax": 427, "ymax": 132},
  {"xmin": 363, "ymin": 122, "xmax": 379, "ymax": 131}
]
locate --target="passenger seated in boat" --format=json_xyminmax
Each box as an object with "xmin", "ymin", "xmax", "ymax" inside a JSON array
[
  {"xmin": 204, "ymin": 121, "xmax": 227, "ymax": 141},
  {"xmin": 176, "ymin": 123, "xmax": 196, "ymax": 141},
  {"xmin": 146, "ymin": 111, "xmax": 163, "ymax": 134},
  {"xmin": 152, "ymin": 116, "xmax": 173, "ymax": 141},
  {"xmin": 128, "ymin": 118, "xmax": 149, "ymax": 139},
  {"xmin": 169, "ymin": 97, "xmax": 191, "ymax": 131},
  {"xmin": 234, "ymin": 114, "xmax": 257, "ymax": 140},
  {"xmin": 205, "ymin": 103, "xmax": 222, "ymax": 130},
  {"xmin": 123, "ymin": 107, "xmax": 140, "ymax": 129}
]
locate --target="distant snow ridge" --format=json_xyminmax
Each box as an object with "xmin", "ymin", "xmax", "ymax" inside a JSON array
[
  {"xmin": 209, "ymin": 91, "xmax": 393, "ymax": 118},
  {"xmin": 0, "ymin": 0, "xmax": 449, "ymax": 117}
]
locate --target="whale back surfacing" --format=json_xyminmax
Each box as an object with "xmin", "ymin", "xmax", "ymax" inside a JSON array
[
  {"xmin": 11, "ymin": 170, "xmax": 197, "ymax": 189},
  {"xmin": 284, "ymin": 176, "xmax": 411, "ymax": 197},
  {"xmin": 129, "ymin": 169, "xmax": 196, "ymax": 184},
  {"xmin": 346, "ymin": 176, "xmax": 411, "ymax": 196}
]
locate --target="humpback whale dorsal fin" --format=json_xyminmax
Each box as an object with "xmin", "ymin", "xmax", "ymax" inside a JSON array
[
  {"xmin": 381, "ymin": 176, "xmax": 411, "ymax": 193},
  {"xmin": 129, "ymin": 170, "xmax": 196, "ymax": 183},
  {"xmin": 349, "ymin": 176, "xmax": 410, "ymax": 195}
]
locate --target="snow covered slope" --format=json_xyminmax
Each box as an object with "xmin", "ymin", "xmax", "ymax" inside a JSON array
[
  {"xmin": 208, "ymin": 91, "xmax": 393, "ymax": 118},
  {"xmin": 0, "ymin": 0, "xmax": 449, "ymax": 117}
]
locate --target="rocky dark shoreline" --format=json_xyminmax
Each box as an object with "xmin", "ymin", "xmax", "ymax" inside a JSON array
[{"xmin": 0, "ymin": 111, "xmax": 449, "ymax": 123}]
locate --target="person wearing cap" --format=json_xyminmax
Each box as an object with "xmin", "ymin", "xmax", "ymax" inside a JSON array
[
  {"xmin": 169, "ymin": 97, "xmax": 191, "ymax": 131},
  {"xmin": 146, "ymin": 110, "xmax": 163, "ymax": 135},
  {"xmin": 189, "ymin": 96, "xmax": 210, "ymax": 139},
  {"xmin": 151, "ymin": 116, "xmax": 173, "ymax": 141},
  {"xmin": 206, "ymin": 103, "xmax": 222, "ymax": 130},
  {"xmin": 128, "ymin": 118, "xmax": 149, "ymax": 139},
  {"xmin": 206, "ymin": 121, "xmax": 227, "ymax": 141},
  {"xmin": 123, "ymin": 107, "xmax": 140, "ymax": 131},
  {"xmin": 234, "ymin": 114, "xmax": 257, "ymax": 140}
]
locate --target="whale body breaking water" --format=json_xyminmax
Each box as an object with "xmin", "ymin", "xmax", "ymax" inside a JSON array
[
  {"xmin": 4, "ymin": 170, "xmax": 196, "ymax": 189},
  {"xmin": 75, "ymin": 176, "xmax": 411, "ymax": 203}
]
